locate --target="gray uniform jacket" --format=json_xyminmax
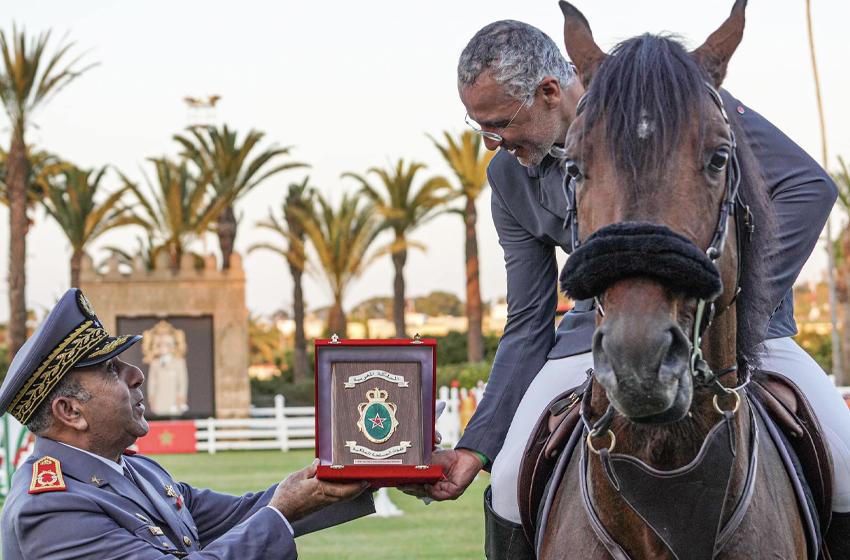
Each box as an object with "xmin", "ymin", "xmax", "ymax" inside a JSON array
[
  {"xmin": 1, "ymin": 436, "xmax": 374, "ymax": 559},
  {"xmin": 457, "ymin": 90, "xmax": 838, "ymax": 465}
]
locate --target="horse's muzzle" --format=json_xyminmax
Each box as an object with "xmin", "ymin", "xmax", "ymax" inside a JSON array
[{"xmin": 592, "ymin": 309, "xmax": 693, "ymax": 422}]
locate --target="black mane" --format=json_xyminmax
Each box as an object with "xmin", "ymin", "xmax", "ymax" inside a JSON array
[{"xmin": 580, "ymin": 34, "xmax": 775, "ymax": 372}]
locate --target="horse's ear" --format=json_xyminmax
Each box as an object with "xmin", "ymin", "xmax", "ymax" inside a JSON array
[
  {"xmin": 559, "ymin": 1, "xmax": 606, "ymax": 89},
  {"xmin": 691, "ymin": 0, "xmax": 747, "ymax": 88}
]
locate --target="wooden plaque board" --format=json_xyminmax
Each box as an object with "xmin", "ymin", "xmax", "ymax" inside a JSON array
[
  {"xmin": 331, "ymin": 361, "xmax": 423, "ymax": 465},
  {"xmin": 315, "ymin": 338, "xmax": 441, "ymax": 487}
]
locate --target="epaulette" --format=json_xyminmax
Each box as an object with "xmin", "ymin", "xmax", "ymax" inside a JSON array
[{"xmin": 29, "ymin": 456, "xmax": 67, "ymax": 494}]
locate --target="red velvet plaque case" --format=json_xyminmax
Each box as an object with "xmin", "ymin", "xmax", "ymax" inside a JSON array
[{"xmin": 315, "ymin": 336, "xmax": 442, "ymax": 487}]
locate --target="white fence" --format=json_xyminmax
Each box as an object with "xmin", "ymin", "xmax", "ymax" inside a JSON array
[
  {"xmin": 196, "ymin": 395, "xmax": 315, "ymax": 454},
  {"xmin": 195, "ymin": 385, "xmax": 485, "ymax": 454}
]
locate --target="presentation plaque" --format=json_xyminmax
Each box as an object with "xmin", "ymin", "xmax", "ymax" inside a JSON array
[{"xmin": 315, "ymin": 336, "xmax": 441, "ymax": 487}]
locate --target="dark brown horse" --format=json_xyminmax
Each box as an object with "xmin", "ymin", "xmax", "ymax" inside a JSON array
[{"xmin": 538, "ymin": 1, "xmax": 809, "ymax": 558}]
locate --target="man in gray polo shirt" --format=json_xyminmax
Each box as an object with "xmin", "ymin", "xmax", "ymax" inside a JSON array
[{"xmin": 405, "ymin": 19, "xmax": 847, "ymax": 559}]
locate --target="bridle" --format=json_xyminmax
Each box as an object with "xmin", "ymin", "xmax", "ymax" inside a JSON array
[
  {"xmin": 562, "ymin": 82, "xmax": 754, "ymax": 412},
  {"xmin": 557, "ymin": 84, "xmax": 762, "ymax": 560}
]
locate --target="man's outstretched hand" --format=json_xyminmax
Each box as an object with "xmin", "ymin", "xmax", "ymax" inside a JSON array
[
  {"xmin": 271, "ymin": 459, "xmax": 370, "ymax": 522},
  {"xmin": 399, "ymin": 448, "xmax": 484, "ymax": 501}
]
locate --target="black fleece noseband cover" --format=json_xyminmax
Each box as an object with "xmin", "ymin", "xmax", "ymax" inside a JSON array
[{"xmin": 560, "ymin": 222, "xmax": 723, "ymax": 301}]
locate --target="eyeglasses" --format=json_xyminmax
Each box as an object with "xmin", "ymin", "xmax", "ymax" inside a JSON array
[{"xmin": 465, "ymin": 98, "xmax": 528, "ymax": 143}]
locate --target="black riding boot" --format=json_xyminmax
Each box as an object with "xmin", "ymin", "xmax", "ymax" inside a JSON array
[
  {"xmin": 826, "ymin": 511, "xmax": 850, "ymax": 558},
  {"xmin": 484, "ymin": 485, "xmax": 536, "ymax": 560}
]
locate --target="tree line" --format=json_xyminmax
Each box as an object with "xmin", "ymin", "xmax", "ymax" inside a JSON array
[{"xmin": 0, "ymin": 27, "xmax": 495, "ymax": 384}]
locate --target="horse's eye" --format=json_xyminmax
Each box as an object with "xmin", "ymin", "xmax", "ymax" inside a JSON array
[
  {"xmin": 565, "ymin": 159, "xmax": 583, "ymax": 180},
  {"xmin": 708, "ymin": 150, "xmax": 729, "ymax": 172}
]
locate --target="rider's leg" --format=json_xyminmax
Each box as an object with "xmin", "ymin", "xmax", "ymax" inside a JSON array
[
  {"xmin": 489, "ymin": 351, "xmax": 594, "ymax": 523},
  {"xmin": 760, "ymin": 336, "xmax": 850, "ymax": 513}
]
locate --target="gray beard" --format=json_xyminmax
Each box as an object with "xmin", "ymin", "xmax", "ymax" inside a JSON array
[{"xmin": 516, "ymin": 146, "xmax": 550, "ymax": 168}]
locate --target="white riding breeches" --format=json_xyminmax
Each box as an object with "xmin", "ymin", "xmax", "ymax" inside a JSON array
[
  {"xmin": 490, "ymin": 352, "xmax": 594, "ymax": 523},
  {"xmin": 760, "ymin": 337, "xmax": 850, "ymax": 513},
  {"xmin": 489, "ymin": 337, "xmax": 850, "ymax": 523}
]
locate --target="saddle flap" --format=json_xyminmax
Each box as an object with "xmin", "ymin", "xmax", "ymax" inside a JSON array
[
  {"xmin": 518, "ymin": 380, "xmax": 588, "ymax": 546},
  {"xmin": 749, "ymin": 370, "xmax": 834, "ymax": 529}
]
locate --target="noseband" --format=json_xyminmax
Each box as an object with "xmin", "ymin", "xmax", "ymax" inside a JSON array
[{"xmin": 560, "ymin": 83, "xmax": 754, "ymax": 395}]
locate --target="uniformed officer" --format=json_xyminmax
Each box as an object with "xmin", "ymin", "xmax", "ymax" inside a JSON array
[{"xmin": 0, "ymin": 288, "xmax": 374, "ymax": 559}]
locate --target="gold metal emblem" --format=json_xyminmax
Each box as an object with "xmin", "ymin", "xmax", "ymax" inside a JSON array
[
  {"xmin": 165, "ymin": 484, "xmax": 178, "ymax": 498},
  {"xmin": 136, "ymin": 513, "xmax": 150, "ymax": 523},
  {"xmin": 78, "ymin": 293, "xmax": 96, "ymax": 317},
  {"xmin": 183, "ymin": 536, "xmax": 192, "ymax": 546},
  {"xmin": 356, "ymin": 388, "xmax": 399, "ymax": 444},
  {"xmin": 91, "ymin": 475, "xmax": 103, "ymax": 485},
  {"xmin": 149, "ymin": 526, "xmax": 165, "ymax": 536}
]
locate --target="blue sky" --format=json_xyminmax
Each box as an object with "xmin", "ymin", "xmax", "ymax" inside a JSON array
[{"xmin": 1, "ymin": 0, "xmax": 848, "ymax": 319}]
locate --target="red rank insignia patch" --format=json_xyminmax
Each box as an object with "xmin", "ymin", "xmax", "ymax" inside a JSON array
[
  {"xmin": 29, "ymin": 457, "xmax": 67, "ymax": 494},
  {"xmin": 176, "ymin": 494, "xmax": 184, "ymax": 509}
]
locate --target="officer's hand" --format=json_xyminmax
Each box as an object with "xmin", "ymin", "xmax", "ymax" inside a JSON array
[
  {"xmin": 271, "ymin": 459, "xmax": 370, "ymax": 522},
  {"xmin": 399, "ymin": 448, "xmax": 483, "ymax": 501}
]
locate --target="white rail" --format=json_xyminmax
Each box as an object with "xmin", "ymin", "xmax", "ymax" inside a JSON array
[{"xmin": 195, "ymin": 395, "xmax": 316, "ymax": 454}]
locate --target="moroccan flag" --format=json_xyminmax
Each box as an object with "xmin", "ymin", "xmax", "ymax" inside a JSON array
[{"xmin": 136, "ymin": 421, "xmax": 197, "ymax": 454}]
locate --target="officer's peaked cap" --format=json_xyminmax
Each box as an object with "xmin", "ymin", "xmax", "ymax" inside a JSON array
[{"xmin": 0, "ymin": 289, "xmax": 142, "ymax": 424}]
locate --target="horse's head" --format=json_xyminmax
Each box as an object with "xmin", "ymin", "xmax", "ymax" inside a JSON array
[{"xmin": 559, "ymin": 0, "xmax": 758, "ymax": 425}]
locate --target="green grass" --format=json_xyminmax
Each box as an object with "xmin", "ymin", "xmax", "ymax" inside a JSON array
[{"xmin": 1, "ymin": 449, "xmax": 487, "ymax": 559}]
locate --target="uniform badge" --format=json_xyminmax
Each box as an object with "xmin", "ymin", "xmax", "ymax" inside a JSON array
[
  {"xmin": 29, "ymin": 457, "xmax": 67, "ymax": 494},
  {"xmin": 91, "ymin": 475, "xmax": 103, "ymax": 486},
  {"xmin": 78, "ymin": 292, "xmax": 96, "ymax": 318},
  {"xmin": 165, "ymin": 484, "xmax": 184, "ymax": 508},
  {"xmin": 356, "ymin": 388, "xmax": 400, "ymax": 444}
]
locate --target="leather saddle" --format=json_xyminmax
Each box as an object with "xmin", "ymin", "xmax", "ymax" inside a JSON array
[
  {"xmin": 518, "ymin": 369, "xmax": 834, "ymax": 552},
  {"xmin": 748, "ymin": 370, "xmax": 834, "ymax": 529}
]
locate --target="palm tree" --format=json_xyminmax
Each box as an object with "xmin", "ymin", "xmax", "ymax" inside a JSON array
[
  {"xmin": 248, "ymin": 314, "xmax": 283, "ymax": 366},
  {"xmin": 292, "ymin": 191, "xmax": 380, "ymax": 337},
  {"xmin": 832, "ymin": 157, "xmax": 850, "ymax": 376},
  {"xmin": 119, "ymin": 157, "xmax": 226, "ymax": 271},
  {"xmin": 39, "ymin": 165, "xmax": 142, "ymax": 287},
  {"xmin": 173, "ymin": 125, "xmax": 307, "ymax": 270},
  {"xmin": 248, "ymin": 177, "xmax": 315, "ymax": 383},
  {"xmin": 0, "ymin": 26, "xmax": 94, "ymax": 358},
  {"xmin": 343, "ymin": 160, "xmax": 451, "ymax": 337},
  {"xmin": 806, "ymin": 0, "xmax": 842, "ymax": 382},
  {"xmin": 102, "ymin": 233, "xmax": 161, "ymax": 271},
  {"xmin": 0, "ymin": 146, "xmax": 62, "ymax": 210},
  {"xmin": 431, "ymin": 131, "xmax": 495, "ymax": 362}
]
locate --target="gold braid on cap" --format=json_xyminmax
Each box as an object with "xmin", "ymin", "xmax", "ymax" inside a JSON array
[
  {"xmin": 8, "ymin": 321, "xmax": 108, "ymax": 424},
  {"xmin": 86, "ymin": 335, "xmax": 133, "ymax": 359}
]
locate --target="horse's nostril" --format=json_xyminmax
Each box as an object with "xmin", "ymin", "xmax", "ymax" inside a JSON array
[{"xmin": 662, "ymin": 325, "xmax": 691, "ymax": 372}]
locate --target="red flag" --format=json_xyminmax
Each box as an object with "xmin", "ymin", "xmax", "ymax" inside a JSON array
[{"xmin": 136, "ymin": 421, "xmax": 197, "ymax": 454}]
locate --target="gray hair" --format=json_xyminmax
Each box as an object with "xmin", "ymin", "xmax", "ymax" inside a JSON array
[
  {"xmin": 26, "ymin": 373, "xmax": 93, "ymax": 436},
  {"xmin": 458, "ymin": 20, "xmax": 576, "ymax": 102}
]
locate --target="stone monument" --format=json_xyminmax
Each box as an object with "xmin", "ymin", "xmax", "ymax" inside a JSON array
[{"xmin": 79, "ymin": 251, "xmax": 249, "ymax": 418}]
